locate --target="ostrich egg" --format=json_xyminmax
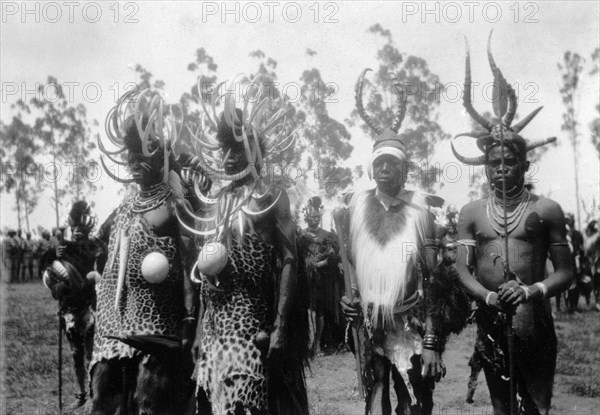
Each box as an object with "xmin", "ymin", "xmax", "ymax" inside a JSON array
[
  {"xmin": 197, "ymin": 242, "xmax": 229, "ymax": 277},
  {"xmin": 141, "ymin": 252, "xmax": 170, "ymax": 283}
]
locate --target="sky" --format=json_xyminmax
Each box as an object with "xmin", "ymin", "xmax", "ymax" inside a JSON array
[{"xmin": 1, "ymin": 1, "xmax": 599, "ymax": 232}]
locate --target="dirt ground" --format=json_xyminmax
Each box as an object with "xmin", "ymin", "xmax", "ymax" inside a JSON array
[
  {"xmin": 306, "ymin": 320, "xmax": 599, "ymax": 415},
  {"xmin": 1, "ymin": 278, "xmax": 599, "ymax": 415}
]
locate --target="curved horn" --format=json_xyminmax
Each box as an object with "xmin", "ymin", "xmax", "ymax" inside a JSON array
[
  {"xmin": 97, "ymin": 134, "xmax": 127, "ymax": 156},
  {"xmin": 355, "ymin": 68, "xmax": 383, "ymax": 135},
  {"xmin": 450, "ymin": 137, "xmax": 487, "ymax": 165},
  {"xmin": 174, "ymin": 207, "xmax": 218, "ymax": 237},
  {"xmin": 452, "ymin": 132, "xmax": 494, "ymax": 153},
  {"xmin": 105, "ymin": 106, "xmax": 125, "ymax": 147},
  {"xmin": 475, "ymin": 135, "xmax": 495, "ymax": 152},
  {"xmin": 454, "ymin": 132, "xmax": 491, "ymax": 140},
  {"xmin": 526, "ymin": 136, "xmax": 556, "ymax": 152},
  {"xmin": 463, "ymin": 37, "xmax": 493, "ymax": 131},
  {"xmin": 194, "ymin": 179, "xmax": 219, "ymax": 205},
  {"xmin": 389, "ymin": 71, "xmax": 407, "ymax": 133},
  {"xmin": 241, "ymin": 190, "xmax": 282, "ymax": 216},
  {"xmin": 487, "ymin": 30, "xmax": 509, "ymax": 120},
  {"xmin": 102, "ymin": 150, "xmax": 128, "ymax": 167},
  {"xmin": 511, "ymin": 106, "xmax": 543, "ymax": 133},
  {"xmin": 180, "ymin": 199, "xmax": 217, "ymax": 223},
  {"xmin": 504, "ymin": 83, "xmax": 518, "ymax": 128},
  {"xmin": 100, "ymin": 157, "xmax": 136, "ymax": 183}
]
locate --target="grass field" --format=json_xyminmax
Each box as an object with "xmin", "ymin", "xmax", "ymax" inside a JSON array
[{"xmin": 1, "ymin": 278, "xmax": 599, "ymax": 415}]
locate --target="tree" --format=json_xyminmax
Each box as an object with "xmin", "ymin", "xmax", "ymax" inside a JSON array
[
  {"xmin": 29, "ymin": 76, "xmax": 98, "ymax": 227},
  {"xmin": 590, "ymin": 48, "xmax": 599, "ymax": 158},
  {"xmin": 294, "ymin": 64, "xmax": 353, "ymax": 198},
  {"xmin": 0, "ymin": 102, "xmax": 43, "ymax": 232},
  {"xmin": 179, "ymin": 48, "xmax": 220, "ymax": 155},
  {"xmin": 558, "ymin": 51, "xmax": 585, "ymax": 229},
  {"xmin": 347, "ymin": 24, "xmax": 450, "ymax": 192}
]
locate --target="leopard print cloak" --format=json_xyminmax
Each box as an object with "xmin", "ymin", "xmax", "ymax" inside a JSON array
[
  {"xmin": 195, "ymin": 232, "xmax": 276, "ymax": 415},
  {"xmin": 91, "ymin": 198, "xmax": 183, "ymax": 369}
]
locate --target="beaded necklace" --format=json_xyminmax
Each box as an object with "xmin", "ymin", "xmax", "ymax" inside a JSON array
[
  {"xmin": 132, "ymin": 182, "xmax": 172, "ymax": 214},
  {"xmin": 486, "ymin": 188, "xmax": 530, "ymax": 236}
]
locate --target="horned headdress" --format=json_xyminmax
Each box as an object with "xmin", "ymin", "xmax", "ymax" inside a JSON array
[
  {"xmin": 452, "ymin": 31, "xmax": 556, "ymax": 165},
  {"xmin": 355, "ymin": 68, "xmax": 409, "ymax": 178},
  {"xmin": 99, "ymin": 88, "xmax": 184, "ymax": 183},
  {"xmin": 175, "ymin": 74, "xmax": 299, "ymax": 240}
]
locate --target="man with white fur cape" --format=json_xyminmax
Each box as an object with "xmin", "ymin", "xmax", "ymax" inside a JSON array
[{"xmin": 339, "ymin": 69, "xmax": 470, "ymax": 415}]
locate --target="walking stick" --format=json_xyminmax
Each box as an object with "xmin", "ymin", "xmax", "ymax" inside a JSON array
[
  {"xmin": 490, "ymin": 33, "xmax": 517, "ymax": 414},
  {"xmin": 57, "ymin": 310, "xmax": 63, "ymax": 414},
  {"xmin": 332, "ymin": 207, "xmax": 364, "ymax": 399}
]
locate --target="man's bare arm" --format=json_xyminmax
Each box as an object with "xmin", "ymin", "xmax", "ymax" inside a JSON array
[
  {"xmin": 423, "ymin": 210, "xmax": 439, "ymax": 275},
  {"xmin": 455, "ymin": 203, "xmax": 492, "ymax": 303},
  {"xmin": 540, "ymin": 201, "xmax": 573, "ymax": 298}
]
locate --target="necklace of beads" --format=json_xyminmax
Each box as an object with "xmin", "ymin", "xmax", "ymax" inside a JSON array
[
  {"xmin": 486, "ymin": 188, "xmax": 530, "ymax": 236},
  {"xmin": 132, "ymin": 182, "xmax": 172, "ymax": 214}
]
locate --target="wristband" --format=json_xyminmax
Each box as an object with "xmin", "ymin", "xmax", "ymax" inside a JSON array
[
  {"xmin": 534, "ymin": 282, "xmax": 548, "ymax": 299},
  {"xmin": 422, "ymin": 334, "xmax": 441, "ymax": 351},
  {"xmin": 485, "ymin": 291, "xmax": 496, "ymax": 306},
  {"xmin": 521, "ymin": 285, "xmax": 531, "ymax": 301}
]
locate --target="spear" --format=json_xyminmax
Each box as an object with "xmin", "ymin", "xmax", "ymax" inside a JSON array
[
  {"xmin": 489, "ymin": 30, "xmax": 517, "ymax": 415},
  {"xmin": 58, "ymin": 309, "xmax": 63, "ymax": 414}
]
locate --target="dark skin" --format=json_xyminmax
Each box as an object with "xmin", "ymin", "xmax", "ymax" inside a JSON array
[
  {"xmin": 192, "ymin": 142, "xmax": 297, "ymax": 371},
  {"xmin": 100, "ymin": 150, "xmax": 198, "ymax": 360},
  {"xmin": 455, "ymin": 145, "xmax": 573, "ymax": 415},
  {"xmin": 50, "ymin": 222, "xmax": 99, "ymax": 403},
  {"xmin": 340, "ymin": 154, "xmax": 445, "ymax": 383}
]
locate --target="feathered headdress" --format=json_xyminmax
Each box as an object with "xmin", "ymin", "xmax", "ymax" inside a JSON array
[
  {"xmin": 452, "ymin": 31, "xmax": 556, "ymax": 165},
  {"xmin": 99, "ymin": 88, "xmax": 184, "ymax": 183}
]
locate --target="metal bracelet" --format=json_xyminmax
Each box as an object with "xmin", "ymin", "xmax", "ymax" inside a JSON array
[{"xmin": 534, "ymin": 282, "xmax": 548, "ymax": 299}]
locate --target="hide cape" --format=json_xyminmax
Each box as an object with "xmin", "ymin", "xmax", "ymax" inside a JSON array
[
  {"xmin": 349, "ymin": 189, "xmax": 430, "ymax": 328},
  {"xmin": 349, "ymin": 189, "xmax": 470, "ymax": 336}
]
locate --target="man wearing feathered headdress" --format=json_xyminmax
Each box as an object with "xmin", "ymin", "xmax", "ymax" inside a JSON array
[
  {"xmin": 177, "ymin": 77, "xmax": 309, "ymax": 414},
  {"xmin": 452, "ymin": 33, "xmax": 573, "ymax": 415},
  {"xmin": 339, "ymin": 69, "xmax": 470, "ymax": 415},
  {"xmin": 91, "ymin": 90, "xmax": 205, "ymax": 414},
  {"xmin": 298, "ymin": 196, "xmax": 344, "ymax": 356},
  {"xmin": 42, "ymin": 200, "xmax": 104, "ymax": 409}
]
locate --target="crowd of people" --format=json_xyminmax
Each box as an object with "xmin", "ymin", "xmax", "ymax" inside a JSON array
[
  {"xmin": 1, "ymin": 226, "xmax": 67, "ymax": 283},
  {"xmin": 3, "ymin": 37, "xmax": 600, "ymax": 415}
]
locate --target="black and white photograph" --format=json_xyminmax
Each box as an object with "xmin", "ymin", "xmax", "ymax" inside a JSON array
[{"xmin": 0, "ymin": 1, "xmax": 599, "ymax": 414}]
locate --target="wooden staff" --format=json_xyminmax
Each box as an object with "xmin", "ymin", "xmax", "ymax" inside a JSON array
[
  {"xmin": 332, "ymin": 207, "xmax": 364, "ymax": 398},
  {"xmin": 57, "ymin": 310, "xmax": 63, "ymax": 414}
]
